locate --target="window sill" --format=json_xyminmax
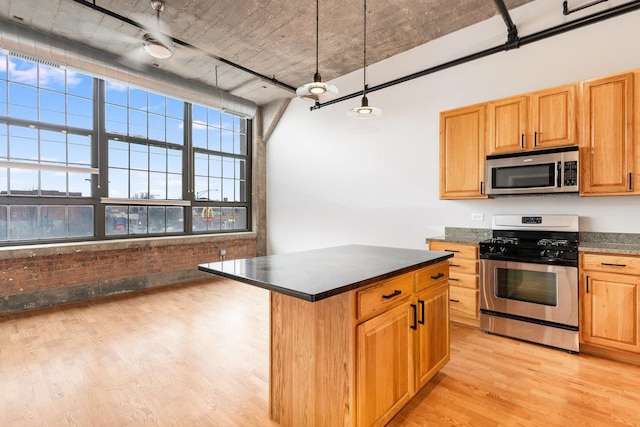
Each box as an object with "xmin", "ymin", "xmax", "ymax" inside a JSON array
[{"xmin": 0, "ymin": 232, "xmax": 257, "ymax": 260}]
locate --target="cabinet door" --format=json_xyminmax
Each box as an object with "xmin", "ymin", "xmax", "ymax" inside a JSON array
[
  {"xmin": 531, "ymin": 84, "xmax": 578, "ymax": 149},
  {"xmin": 439, "ymin": 104, "xmax": 486, "ymax": 199},
  {"xmin": 357, "ymin": 301, "xmax": 414, "ymax": 427},
  {"xmin": 487, "ymin": 95, "xmax": 528, "ymax": 154},
  {"xmin": 582, "ymin": 271, "xmax": 640, "ymax": 353},
  {"xmin": 581, "ymin": 73, "xmax": 635, "ymax": 194},
  {"xmin": 415, "ymin": 282, "xmax": 450, "ymax": 390}
]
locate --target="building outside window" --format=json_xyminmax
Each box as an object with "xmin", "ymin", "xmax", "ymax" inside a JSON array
[{"xmin": 0, "ymin": 52, "xmax": 251, "ymax": 245}]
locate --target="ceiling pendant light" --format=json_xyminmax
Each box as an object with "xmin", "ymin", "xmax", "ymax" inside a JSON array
[
  {"xmin": 296, "ymin": 0, "xmax": 339, "ymax": 102},
  {"xmin": 142, "ymin": 0, "xmax": 174, "ymax": 59},
  {"xmin": 348, "ymin": 0, "xmax": 382, "ymax": 119}
]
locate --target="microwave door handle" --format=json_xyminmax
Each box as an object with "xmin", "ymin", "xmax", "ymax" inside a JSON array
[{"xmin": 557, "ymin": 161, "xmax": 562, "ymax": 188}]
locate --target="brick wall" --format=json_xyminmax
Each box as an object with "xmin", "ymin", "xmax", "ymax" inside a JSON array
[{"xmin": 0, "ymin": 234, "xmax": 257, "ymax": 314}]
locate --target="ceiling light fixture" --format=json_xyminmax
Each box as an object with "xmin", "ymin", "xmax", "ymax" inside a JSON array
[
  {"xmin": 142, "ymin": 0, "xmax": 174, "ymax": 59},
  {"xmin": 296, "ymin": 0, "xmax": 338, "ymax": 102},
  {"xmin": 348, "ymin": 0, "xmax": 382, "ymax": 119}
]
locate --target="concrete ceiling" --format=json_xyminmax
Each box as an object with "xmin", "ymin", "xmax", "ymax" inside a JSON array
[{"xmin": 0, "ymin": 0, "xmax": 536, "ymax": 106}]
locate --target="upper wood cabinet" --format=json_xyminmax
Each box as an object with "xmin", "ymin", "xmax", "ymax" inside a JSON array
[
  {"xmin": 439, "ymin": 104, "xmax": 486, "ymax": 199},
  {"xmin": 580, "ymin": 72, "xmax": 638, "ymax": 195},
  {"xmin": 487, "ymin": 84, "xmax": 578, "ymax": 155}
]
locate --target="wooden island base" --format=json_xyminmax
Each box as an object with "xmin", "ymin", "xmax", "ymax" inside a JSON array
[{"xmin": 269, "ymin": 262, "xmax": 450, "ymax": 427}]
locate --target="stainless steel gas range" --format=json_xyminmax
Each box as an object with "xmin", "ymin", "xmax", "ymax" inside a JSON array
[{"xmin": 479, "ymin": 214, "xmax": 579, "ymax": 353}]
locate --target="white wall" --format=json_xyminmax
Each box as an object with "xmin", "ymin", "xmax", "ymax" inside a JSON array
[{"xmin": 267, "ymin": 0, "xmax": 640, "ymax": 254}]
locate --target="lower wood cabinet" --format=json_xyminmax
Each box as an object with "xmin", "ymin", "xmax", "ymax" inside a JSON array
[
  {"xmin": 428, "ymin": 241, "xmax": 479, "ymax": 326},
  {"xmin": 270, "ymin": 262, "xmax": 450, "ymax": 427},
  {"xmin": 580, "ymin": 253, "xmax": 640, "ymax": 357}
]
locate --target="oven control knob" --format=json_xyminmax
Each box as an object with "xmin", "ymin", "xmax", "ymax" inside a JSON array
[
  {"xmin": 540, "ymin": 250, "xmax": 547, "ymax": 257},
  {"xmin": 489, "ymin": 246, "xmax": 496, "ymax": 253},
  {"xmin": 498, "ymin": 247, "xmax": 506, "ymax": 254}
]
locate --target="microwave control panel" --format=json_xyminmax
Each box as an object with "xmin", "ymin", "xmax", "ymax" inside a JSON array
[{"xmin": 563, "ymin": 161, "xmax": 578, "ymax": 186}]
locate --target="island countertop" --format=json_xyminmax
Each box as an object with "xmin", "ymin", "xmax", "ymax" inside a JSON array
[{"xmin": 198, "ymin": 244, "xmax": 453, "ymax": 302}]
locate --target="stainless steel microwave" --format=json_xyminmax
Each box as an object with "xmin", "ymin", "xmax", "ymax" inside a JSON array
[{"xmin": 485, "ymin": 146, "xmax": 579, "ymax": 196}]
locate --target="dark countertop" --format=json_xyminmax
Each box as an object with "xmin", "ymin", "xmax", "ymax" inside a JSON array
[{"xmin": 198, "ymin": 244, "xmax": 453, "ymax": 302}]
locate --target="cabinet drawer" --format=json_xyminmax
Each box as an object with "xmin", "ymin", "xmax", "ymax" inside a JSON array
[
  {"xmin": 414, "ymin": 262, "xmax": 449, "ymax": 293},
  {"xmin": 357, "ymin": 273, "xmax": 413, "ymax": 319},
  {"xmin": 429, "ymin": 241, "xmax": 478, "ymax": 260},
  {"xmin": 582, "ymin": 253, "xmax": 640, "ymax": 275},
  {"xmin": 448, "ymin": 258, "xmax": 478, "ymax": 275},
  {"xmin": 447, "ymin": 272, "xmax": 478, "ymax": 289},
  {"xmin": 449, "ymin": 287, "xmax": 478, "ymax": 319}
]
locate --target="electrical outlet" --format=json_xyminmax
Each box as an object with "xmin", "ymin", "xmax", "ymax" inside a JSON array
[{"xmin": 471, "ymin": 213, "xmax": 484, "ymax": 221}]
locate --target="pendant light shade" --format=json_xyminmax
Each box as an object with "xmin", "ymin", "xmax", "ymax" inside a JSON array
[
  {"xmin": 296, "ymin": 0, "xmax": 339, "ymax": 102},
  {"xmin": 348, "ymin": 0, "xmax": 381, "ymax": 119}
]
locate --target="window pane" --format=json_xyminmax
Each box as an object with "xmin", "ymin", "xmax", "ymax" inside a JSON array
[
  {"xmin": 221, "ymin": 129, "xmax": 233, "ymax": 153},
  {"xmin": 209, "ymin": 177, "xmax": 222, "ymax": 201},
  {"xmin": 108, "ymin": 140, "xmax": 129, "ymax": 168},
  {"xmin": 8, "ymin": 58, "xmax": 37, "ymax": 84},
  {"xmin": 8, "ymin": 205, "xmax": 38, "ymax": 241},
  {"xmin": 0, "ymin": 167, "xmax": 7, "ymax": 194},
  {"xmin": 193, "ymin": 122, "xmax": 207, "ymax": 148},
  {"xmin": 208, "ymin": 109, "xmax": 221, "ymax": 127},
  {"xmin": 0, "ymin": 205, "xmax": 7, "ymax": 241},
  {"xmin": 167, "ymin": 173, "xmax": 182, "ymax": 199},
  {"xmin": 129, "ymin": 88, "xmax": 147, "ymax": 111},
  {"xmin": 208, "ymin": 127, "xmax": 221, "ymax": 151},
  {"xmin": 193, "ymin": 104, "xmax": 207, "ymax": 123},
  {"xmin": 149, "ymin": 146, "xmax": 167, "ymax": 172},
  {"xmin": 210, "ymin": 155, "xmax": 222, "ymax": 177},
  {"xmin": 0, "ymin": 123, "xmax": 8, "ymax": 159},
  {"xmin": 222, "ymin": 178, "xmax": 235, "ymax": 202},
  {"xmin": 221, "ymin": 113, "xmax": 234, "ymax": 130},
  {"xmin": 41, "ymin": 170, "xmax": 67, "ymax": 196},
  {"xmin": 166, "ymin": 118, "xmax": 183, "ymax": 144},
  {"xmin": 9, "ymin": 83, "xmax": 37, "ymax": 120},
  {"xmin": 67, "ymin": 72, "xmax": 93, "ymax": 98},
  {"xmin": 235, "ymin": 133, "xmax": 247, "ymax": 155},
  {"xmin": 39, "ymin": 89, "xmax": 66, "ymax": 125},
  {"xmin": 106, "ymin": 104, "xmax": 128, "ymax": 134},
  {"xmin": 106, "ymin": 205, "xmax": 128, "ymax": 235},
  {"xmin": 68, "ymin": 134, "xmax": 92, "ymax": 166},
  {"xmin": 222, "ymin": 157, "xmax": 235, "ymax": 178},
  {"xmin": 108, "ymin": 168, "xmax": 129, "ymax": 198},
  {"xmin": 149, "ymin": 113, "xmax": 165, "ymax": 141},
  {"xmin": 68, "ymin": 172, "xmax": 92, "ymax": 197},
  {"xmin": 149, "ymin": 172, "xmax": 166, "ymax": 199},
  {"xmin": 130, "ymin": 169, "xmax": 148, "ymax": 198},
  {"xmin": 68, "ymin": 205, "xmax": 94, "ymax": 237},
  {"xmin": 129, "ymin": 109, "xmax": 147, "ymax": 138},
  {"xmin": 38, "ymin": 64, "xmax": 65, "ymax": 91},
  {"xmin": 167, "ymin": 149, "xmax": 181, "ymax": 173},
  {"xmin": 9, "ymin": 168, "xmax": 38, "ymax": 195},
  {"xmin": 40, "ymin": 130, "xmax": 66, "ymax": 164},
  {"xmin": 0, "ymin": 81, "xmax": 7, "ymax": 116},
  {"xmin": 166, "ymin": 206, "xmax": 184, "ymax": 232},
  {"xmin": 231, "ymin": 207, "xmax": 247, "ymax": 230},
  {"xmin": 67, "ymin": 96, "xmax": 93, "ymax": 129},
  {"xmin": 148, "ymin": 206, "xmax": 166, "ymax": 233},
  {"xmin": 166, "ymin": 97, "xmax": 183, "ymax": 119},
  {"xmin": 148, "ymin": 93, "xmax": 165, "ymax": 114},
  {"xmin": 130, "ymin": 143, "xmax": 148, "ymax": 170},
  {"xmin": 9, "ymin": 125, "xmax": 38, "ymax": 161},
  {"xmin": 105, "ymin": 81, "xmax": 128, "ymax": 105},
  {"xmin": 41, "ymin": 205, "xmax": 66, "ymax": 239},
  {"xmin": 129, "ymin": 206, "xmax": 147, "ymax": 234},
  {"xmin": 194, "ymin": 153, "xmax": 208, "ymax": 176}
]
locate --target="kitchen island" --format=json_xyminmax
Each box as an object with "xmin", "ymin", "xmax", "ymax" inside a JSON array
[{"xmin": 198, "ymin": 244, "xmax": 453, "ymax": 427}]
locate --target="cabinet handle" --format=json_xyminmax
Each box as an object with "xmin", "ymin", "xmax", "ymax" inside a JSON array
[
  {"xmin": 448, "ymin": 277, "xmax": 460, "ymax": 281},
  {"xmin": 449, "ymin": 264, "xmax": 460, "ymax": 268},
  {"xmin": 382, "ymin": 289, "xmax": 402, "ymax": 300},
  {"xmin": 521, "ymin": 133, "xmax": 525, "ymax": 149},
  {"xmin": 430, "ymin": 272, "xmax": 445, "ymax": 280},
  {"xmin": 534, "ymin": 131, "xmax": 538, "ymax": 147},
  {"xmin": 418, "ymin": 300, "xmax": 425, "ymax": 325},
  {"xmin": 601, "ymin": 263, "xmax": 626, "ymax": 267},
  {"xmin": 411, "ymin": 304, "xmax": 418, "ymax": 330},
  {"xmin": 449, "ymin": 299, "xmax": 460, "ymax": 303},
  {"xmin": 586, "ymin": 276, "xmax": 589, "ymax": 294},
  {"xmin": 480, "ymin": 181, "xmax": 484, "ymax": 195},
  {"xmin": 630, "ymin": 172, "xmax": 633, "ymax": 191},
  {"xmin": 444, "ymin": 249, "xmax": 460, "ymax": 253}
]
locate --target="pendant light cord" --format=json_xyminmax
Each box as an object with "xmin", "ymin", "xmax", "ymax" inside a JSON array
[
  {"xmin": 315, "ymin": 0, "xmax": 320, "ymax": 74},
  {"xmin": 363, "ymin": 0, "xmax": 367, "ymax": 97}
]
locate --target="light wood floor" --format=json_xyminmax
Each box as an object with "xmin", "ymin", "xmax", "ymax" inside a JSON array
[{"xmin": 1, "ymin": 278, "xmax": 640, "ymax": 426}]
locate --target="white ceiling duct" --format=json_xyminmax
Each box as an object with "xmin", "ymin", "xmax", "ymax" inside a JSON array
[{"xmin": 0, "ymin": 17, "xmax": 257, "ymax": 119}]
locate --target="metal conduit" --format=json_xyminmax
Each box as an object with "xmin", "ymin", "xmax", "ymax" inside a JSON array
[{"xmin": 311, "ymin": 0, "xmax": 640, "ymax": 111}]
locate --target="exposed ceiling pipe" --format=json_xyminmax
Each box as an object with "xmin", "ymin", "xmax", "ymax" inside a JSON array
[
  {"xmin": 311, "ymin": 0, "xmax": 640, "ymax": 111},
  {"xmin": 70, "ymin": 0, "xmax": 297, "ymax": 94},
  {"xmin": 0, "ymin": 17, "xmax": 258, "ymax": 118},
  {"xmin": 493, "ymin": 0, "xmax": 520, "ymax": 50}
]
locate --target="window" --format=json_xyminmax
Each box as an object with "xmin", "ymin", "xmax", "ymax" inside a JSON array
[{"xmin": 0, "ymin": 52, "xmax": 251, "ymax": 245}]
